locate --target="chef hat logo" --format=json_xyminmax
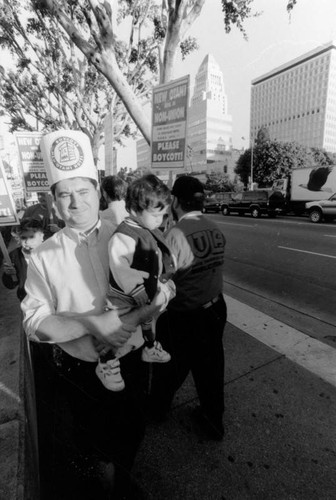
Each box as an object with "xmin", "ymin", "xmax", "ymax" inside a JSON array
[{"xmin": 50, "ymin": 136, "xmax": 84, "ymax": 171}]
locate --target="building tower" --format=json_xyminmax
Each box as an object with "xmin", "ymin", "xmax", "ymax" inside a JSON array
[
  {"xmin": 187, "ymin": 54, "xmax": 233, "ymax": 174},
  {"xmin": 250, "ymin": 41, "xmax": 336, "ymax": 153},
  {"xmin": 136, "ymin": 53, "xmax": 236, "ymax": 180}
]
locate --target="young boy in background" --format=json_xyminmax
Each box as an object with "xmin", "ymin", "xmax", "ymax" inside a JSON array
[
  {"xmin": 2, "ymin": 218, "xmax": 44, "ymax": 301},
  {"xmin": 96, "ymin": 174, "xmax": 176, "ymax": 391}
]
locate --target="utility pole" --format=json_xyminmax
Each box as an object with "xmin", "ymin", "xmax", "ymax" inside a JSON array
[{"xmin": 250, "ymin": 141, "xmax": 254, "ymax": 190}]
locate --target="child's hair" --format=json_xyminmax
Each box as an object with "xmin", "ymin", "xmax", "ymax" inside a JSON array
[
  {"xmin": 101, "ymin": 175, "xmax": 127, "ymax": 201},
  {"xmin": 125, "ymin": 174, "xmax": 171, "ymax": 213},
  {"xmin": 16, "ymin": 218, "xmax": 45, "ymax": 236}
]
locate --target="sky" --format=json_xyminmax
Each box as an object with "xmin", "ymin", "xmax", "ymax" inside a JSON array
[{"xmin": 118, "ymin": 0, "xmax": 336, "ymax": 169}]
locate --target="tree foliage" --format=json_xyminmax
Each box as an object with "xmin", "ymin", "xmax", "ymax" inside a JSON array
[
  {"xmin": 0, "ymin": 0, "xmax": 155, "ymax": 161},
  {"xmin": 24, "ymin": 0, "xmax": 208, "ymax": 143},
  {"xmin": 235, "ymin": 140, "xmax": 334, "ymax": 187},
  {"xmin": 205, "ymin": 171, "xmax": 235, "ymax": 193},
  {"xmin": 1, "ymin": 0, "xmax": 298, "ymax": 149},
  {"xmin": 235, "ymin": 149, "xmax": 251, "ymax": 186},
  {"xmin": 25, "ymin": 0, "xmax": 297, "ymax": 143},
  {"xmin": 256, "ymin": 125, "xmax": 270, "ymax": 144}
]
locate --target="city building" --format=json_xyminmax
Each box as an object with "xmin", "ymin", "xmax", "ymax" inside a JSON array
[
  {"xmin": 136, "ymin": 53, "xmax": 237, "ymax": 180},
  {"xmin": 136, "ymin": 137, "xmax": 151, "ymax": 173},
  {"xmin": 250, "ymin": 41, "xmax": 336, "ymax": 153},
  {"xmin": 187, "ymin": 53, "xmax": 233, "ymax": 174}
]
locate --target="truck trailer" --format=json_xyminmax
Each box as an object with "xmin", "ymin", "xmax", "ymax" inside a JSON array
[{"xmin": 272, "ymin": 165, "xmax": 336, "ymax": 215}]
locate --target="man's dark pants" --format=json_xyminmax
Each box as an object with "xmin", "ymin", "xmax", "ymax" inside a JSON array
[
  {"xmin": 31, "ymin": 343, "xmax": 147, "ymax": 499},
  {"xmin": 150, "ymin": 295, "xmax": 227, "ymax": 432}
]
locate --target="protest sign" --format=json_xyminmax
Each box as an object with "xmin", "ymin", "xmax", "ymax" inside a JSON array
[
  {"xmin": 151, "ymin": 75, "xmax": 189, "ymax": 171},
  {"xmin": 15, "ymin": 132, "xmax": 49, "ymax": 192},
  {"xmin": 0, "ymin": 157, "xmax": 19, "ymax": 227},
  {"xmin": 0, "ymin": 157, "xmax": 19, "ymax": 264}
]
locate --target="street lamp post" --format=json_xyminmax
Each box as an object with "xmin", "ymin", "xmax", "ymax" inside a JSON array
[{"xmin": 250, "ymin": 141, "xmax": 254, "ymax": 190}]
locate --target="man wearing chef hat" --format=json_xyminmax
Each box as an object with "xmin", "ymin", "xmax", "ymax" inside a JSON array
[{"xmin": 22, "ymin": 130, "xmax": 165, "ymax": 498}]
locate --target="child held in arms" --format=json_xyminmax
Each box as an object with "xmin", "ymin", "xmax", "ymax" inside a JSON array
[{"xmin": 96, "ymin": 174, "xmax": 176, "ymax": 391}]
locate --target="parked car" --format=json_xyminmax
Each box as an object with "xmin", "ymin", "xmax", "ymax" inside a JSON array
[
  {"xmin": 305, "ymin": 193, "xmax": 336, "ymax": 222},
  {"xmin": 221, "ymin": 190, "xmax": 285, "ymax": 218},
  {"xmin": 203, "ymin": 192, "xmax": 234, "ymax": 213}
]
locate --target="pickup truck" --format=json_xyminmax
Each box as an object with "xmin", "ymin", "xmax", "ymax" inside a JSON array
[{"xmin": 305, "ymin": 193, "xmax": 336, "ymax": 222}]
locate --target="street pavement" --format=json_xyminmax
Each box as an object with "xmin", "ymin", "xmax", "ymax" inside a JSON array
[{"xmin": 0, "ymin": 273, "xmax": 336, "ymax": 499}]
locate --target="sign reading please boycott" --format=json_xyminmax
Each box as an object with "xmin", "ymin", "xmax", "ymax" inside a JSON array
[
  {"xmin": 15, "ymin": 132, "xmax": 49, "ymax": 192},
  {"xmin": 151, "ymin": 75, "xmax": 189, "ymax": 170}
]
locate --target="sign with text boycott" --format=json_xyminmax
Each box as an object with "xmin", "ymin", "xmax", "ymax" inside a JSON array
[
  {"xmin": 151, "ymin": 75, "xmax": 190, "ymax": 170},
  {"xmin": 15, "ymin": 132, "xmax": 49, "ymax": 192},
  {"xmin": 0, "ymin": 157, "xmax": 19, "ymax": 226}
]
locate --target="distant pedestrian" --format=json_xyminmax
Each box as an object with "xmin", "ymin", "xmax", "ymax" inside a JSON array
[
  {"xmin": 22, "ymin": 191, "xmax": 65, "ymax": 239},
  {"xmin": 149, "ymin": 175, "xmax": 227, "ymax": 440},
  {"xmin": 100, "ymin": 175, "xmax": 128, "ymax": 226}
]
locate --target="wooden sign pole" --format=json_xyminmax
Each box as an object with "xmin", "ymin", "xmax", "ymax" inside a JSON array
[{"xmin": 0, "ymin": 232, "xmax": 11, "ymax": 265}]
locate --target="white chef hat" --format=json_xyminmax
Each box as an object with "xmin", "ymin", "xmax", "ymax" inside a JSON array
[{"xmin": 40, "ymin": 130, "xmax": 98, "ymax": 187}]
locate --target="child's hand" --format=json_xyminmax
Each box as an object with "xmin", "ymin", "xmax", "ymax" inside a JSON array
[
  {"xmin": 158, "ymin": 279, "xmax": 176, "ymax": 305},
  {"xmin": 132, "ymin": 286, "xmax": 150, "ymax": 307},
  {"xmin": 3, "ymin": 263, "xmax": 17, "ymax": 278}
]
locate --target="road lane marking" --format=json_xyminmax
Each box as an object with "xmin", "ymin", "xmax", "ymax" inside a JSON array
[
  {"xmin": 226, "ymin": 295, "xmax": 336, "ymax": 387},
  {"xmin": 324, "ymin": 234, "xmax": 336, "ymax": 237},
  {"xmin": 278, "ymin": 246, "xmax": 336, "ymax": 259},
  {"xmin": 211, "ymin": 214, "xmax": 336, "ymax": 228},
  {"xmin": 216, "ymin": 221, "xmax": 251, "ymax": 227}
]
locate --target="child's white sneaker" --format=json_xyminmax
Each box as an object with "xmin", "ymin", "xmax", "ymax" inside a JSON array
[
  {"xmin": 96, "ymin": 358, "xmax": 125, "ymax": 391},
  {"xmin": 141, "ymin": 341, "xmax": 171, "ymax": 363}
]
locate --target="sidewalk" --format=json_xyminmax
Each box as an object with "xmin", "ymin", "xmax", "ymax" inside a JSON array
[
  {"xmin": 0, "ymin": 276, "xmax": 336, "ymax": 499},
  {"xmin": 133, "ymin": 300, "xmax": 336, "ymax": 499},
  {"xmin": 0, "ymin": 272, "xmax": 39, "ymax": 500}
]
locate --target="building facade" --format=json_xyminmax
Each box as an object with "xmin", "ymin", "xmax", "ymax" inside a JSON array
[
  {"xmin": 136, "ymin": 53, "xmax": 237, "ymax": 180},
  {"xmin": 187, "ymin": 54, "xmax": 233, "ymax": 175},
  {"xmin": 136, "ymin": 138, "xmax": 151, "ymax": 173},
  {"xmin": 250, "ymin": 41, "xmax": 336, "ymax": 153}
]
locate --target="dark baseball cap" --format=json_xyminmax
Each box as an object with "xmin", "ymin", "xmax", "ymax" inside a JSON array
[{"xmin": 171, "ymin": 176, "xmax": 204, "ymax": 201}]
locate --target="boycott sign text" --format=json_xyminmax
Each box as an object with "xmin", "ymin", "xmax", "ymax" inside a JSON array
[
  {"xmin": 151, "ymin": 75, "xmax": 189, "ymax": 170},
  {"xmin": 15, "ymin": 132, "xmax": 50, "ymax": 192}
]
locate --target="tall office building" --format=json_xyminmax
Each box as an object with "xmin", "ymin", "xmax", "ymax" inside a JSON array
[
  {"xmin": 250, "ymin": 41, "xmax": 336, "ymax": 153},
  {"xmin": 136, "ymin": 53, "xmax": 236, "ymax": 179},
  {"xmin": 136, "ymin": 137, "xmax": 151, "ymax": 173},
  {"xmin": 187, "ymin": 54, "xmax": 233, "ymax": 173}
]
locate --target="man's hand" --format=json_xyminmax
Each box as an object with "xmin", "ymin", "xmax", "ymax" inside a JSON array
[{"xmin": 91, "ymin": 309, "xmax": 135, "ymax": 349}]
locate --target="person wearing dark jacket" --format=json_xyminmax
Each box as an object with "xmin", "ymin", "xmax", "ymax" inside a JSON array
[{"xmin": 149, "ymin": 176, "xmax": 227, "ymax": 441}]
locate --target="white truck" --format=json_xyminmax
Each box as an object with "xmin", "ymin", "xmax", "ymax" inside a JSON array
[{"xmin": 272, "ymin": 165, "xmax": 336, "ymax": 218}]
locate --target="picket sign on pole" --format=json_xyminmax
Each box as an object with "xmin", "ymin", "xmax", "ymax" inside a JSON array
[
  {"xmin": 0, "ymin": 232, "xmax": 11, "ymax": 265},
  {"xmin": 151, "ymin": 75, "xmax": 190, "ymax": 186}
]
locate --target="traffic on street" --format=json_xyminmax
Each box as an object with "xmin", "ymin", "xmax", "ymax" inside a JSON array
[{"xmin": 209, "ymin": 213, "xmax": 336, "ymax": 344}]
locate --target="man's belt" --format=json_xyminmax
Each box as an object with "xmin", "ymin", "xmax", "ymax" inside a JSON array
[{"xmin": 201, "ymin": 294, "xmax": 221, "ymax": 310}]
